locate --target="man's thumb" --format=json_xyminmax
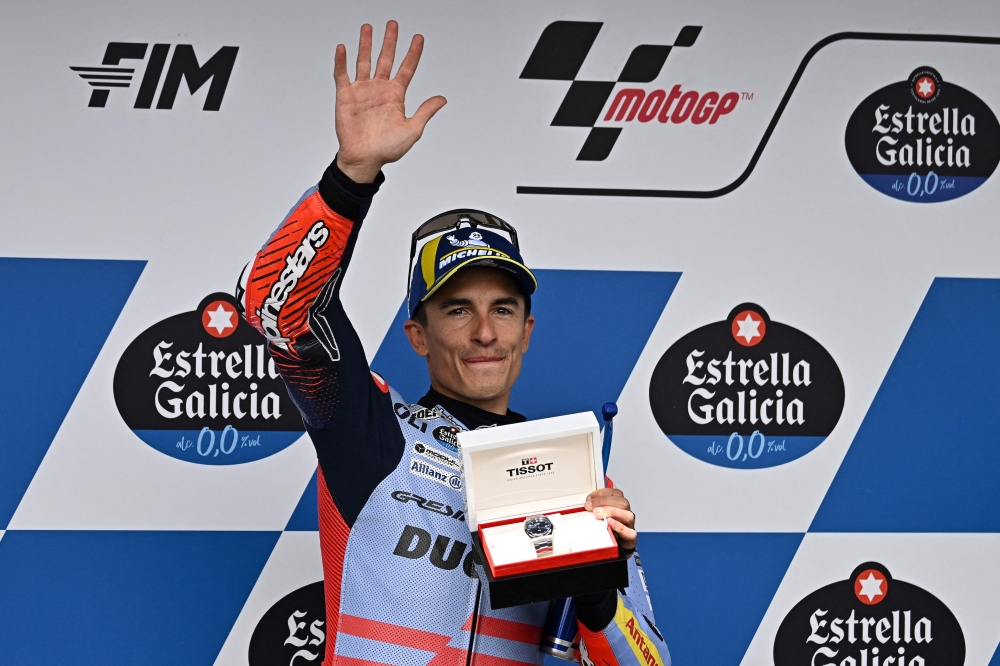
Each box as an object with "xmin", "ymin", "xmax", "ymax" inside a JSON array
[{"xmin": 411, "ymin": 95, "xmax": 447, "ymax": 129}]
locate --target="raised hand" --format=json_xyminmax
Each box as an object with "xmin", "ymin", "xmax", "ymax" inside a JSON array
[{"xmin": 333, "ymin": 21, "xmax": 447, "ymax": 183}]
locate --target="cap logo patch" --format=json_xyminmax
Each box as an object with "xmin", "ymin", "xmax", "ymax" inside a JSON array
[
  {"xmin": 446, "ymin": 232, "xmax": 489, "ymax": 247},
  {"xmin": 437, "ymin": 248, "xmax": 509, "ymax": 271}
]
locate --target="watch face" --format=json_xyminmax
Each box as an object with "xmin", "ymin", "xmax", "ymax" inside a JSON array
[{"xmin": 524, "ymin": 515, "xmax": 554, "ymax": 538}]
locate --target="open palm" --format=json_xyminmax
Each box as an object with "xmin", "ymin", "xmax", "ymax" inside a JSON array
[{"xmin": 334, "ymin": 22, "xmax": 447, "ymax": 183}]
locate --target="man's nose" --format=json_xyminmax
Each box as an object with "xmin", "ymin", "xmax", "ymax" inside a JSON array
[{"xmin": 471, "ymin": 312, "xmax": 498, "ymax": 345}]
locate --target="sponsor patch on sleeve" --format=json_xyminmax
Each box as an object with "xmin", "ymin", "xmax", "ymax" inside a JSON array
[
  {"xmin": 409, "ymin": 459, "xmax": 462, "ymax": 490},
  {"xmin": 614, "ymin": 597, "xmax": 666, "ymax": 666},
  {"xmin": 413, "ymin": 441, "xmax": 461, "ymax": 470}
]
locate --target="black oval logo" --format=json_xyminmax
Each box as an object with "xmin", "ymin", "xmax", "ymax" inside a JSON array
[
  {"xmin": 248, "ymin": 581, "xmax": 326, "ymax": 666},
  {"xmin": 648, "ymin": 304, "xmax": 844, "ymax": 468},
  {"xmin": 774, "ymin": 563, "xmax": 965, "ymax": 666},
  {"xmin": 846, "ymin": 66, "xmax": 1000, "ymax": 202},
  {"xmin": 113, "ymin": 293, "xmax": 304, "ymax": 465}
]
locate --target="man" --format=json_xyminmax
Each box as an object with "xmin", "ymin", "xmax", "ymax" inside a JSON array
[{"xmin": 237, "ymin": 21, "xmax": 670, "ymax": 666}]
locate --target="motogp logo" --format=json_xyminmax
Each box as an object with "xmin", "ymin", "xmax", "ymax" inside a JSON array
[{"xmin": 520, "ymin": 21, "xmax": 743, "ymax": 161}]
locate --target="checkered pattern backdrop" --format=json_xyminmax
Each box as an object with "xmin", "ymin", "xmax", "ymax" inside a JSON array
[{"xmin": 2, "ymin": 1, "xmax": 1000, "ymax": 664}]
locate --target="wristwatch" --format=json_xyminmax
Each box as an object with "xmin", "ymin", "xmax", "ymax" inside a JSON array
[{"xmin": 524, "ymin": 515, "xmax": 555, "ymax": 558}]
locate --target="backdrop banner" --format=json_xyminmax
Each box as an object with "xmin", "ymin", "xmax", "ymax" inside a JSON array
[{"xmin": 2, "ymin": 2, "xmax": 1000, "ymax": 665}]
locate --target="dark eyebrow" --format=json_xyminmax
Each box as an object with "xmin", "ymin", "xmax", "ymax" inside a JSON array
[
  {"xmin": 437, "ymin": 297, "xmax": 473, "ymax": 310},
  {"xmin": 437, "ymin": 296, "xmax": 521, "ymax": 310},
  {"xmin": 492, "ymin": 296, "xmax": 520, "ymax": 308}
]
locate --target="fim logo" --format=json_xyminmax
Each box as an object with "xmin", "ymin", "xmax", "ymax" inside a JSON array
[
  {"xmin": 520, "ymin": 21, "xmax": 744, "ymax": 161},
  {"xmin": 70, "ymin": 42, "xmax": 238, "ymax": 110}
]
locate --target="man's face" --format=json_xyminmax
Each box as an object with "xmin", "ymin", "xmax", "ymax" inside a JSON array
[{"xmin": 403, "ymin": 267, "xmax": 534, "ymax": 410}]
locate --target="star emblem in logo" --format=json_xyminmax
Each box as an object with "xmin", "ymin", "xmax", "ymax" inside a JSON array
[
  {"xmin": 854, "ymin": 569, "xmax": 887, "ymax": 605},
  {"xmin": 731, "ymin": 310, "xmax": 766, "ymax": 346},
  {"xmin": 202, "ymin": 300, "xmax": 237, "ymax": 338},
  {"xmin": 915, "ymin": 76, "xmax": 936, "ymax": 99}
]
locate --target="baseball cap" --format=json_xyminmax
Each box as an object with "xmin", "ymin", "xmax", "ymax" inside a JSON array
[{"xmin": 407, "ymin": 212, "xmax": 537, "ymax": 318}]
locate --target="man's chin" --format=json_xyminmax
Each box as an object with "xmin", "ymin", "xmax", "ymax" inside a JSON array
[{"xmin": 455, "ymin": 372, "xmax": 511, "ymax": 402}]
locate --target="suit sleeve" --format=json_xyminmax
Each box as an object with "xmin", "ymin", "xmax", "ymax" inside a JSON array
[
  {"xmin": 577, "ymin": 552, "xmax": 671, "ymax": 666},
  {"xmin": 236, "ymin": 159, "xmax": 405, "ymax": 526}
]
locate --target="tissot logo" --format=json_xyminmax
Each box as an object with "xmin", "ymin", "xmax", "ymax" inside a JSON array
[
  {"xmin": 648, "ymin": 304, "xmax": 844, "ymax": 469},
  {"xmin": 774, "ymin": 563, "xmax": 965, "ymax": 666},
  {"xmin": 520, "ymin": 21, "xmax": 744, "ymax": 161},
  {"xmin": 506, "ymin": 458, "xmax": 554, "ymax": 477},
  {"xmin": 70, "ymin": 42, "xmax": 238, "ymax": 110},
  {"xmin": 113, "ymin": 293, "xmax": 304, "ymax": 465},
  {"xmin": 248, "ymin": 581, "xmax": 326, "ymax": 666},
  {"xmin": 845, "ymin": 66, "xmax": 1000, "ymax": 202}
]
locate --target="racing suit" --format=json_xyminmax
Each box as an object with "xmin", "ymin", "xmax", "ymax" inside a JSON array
[{"xmin": 237, "ymin": 159, "xmax": 671, "ymax": 666}]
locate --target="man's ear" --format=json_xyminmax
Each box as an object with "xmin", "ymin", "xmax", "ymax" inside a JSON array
[
  {"xmin": 521, "ymin": 314, "xmax": 535, "ymax": 353},
  {"xmin": 404, "ymin": 319, "xmax": 429, "ymax": 357}
]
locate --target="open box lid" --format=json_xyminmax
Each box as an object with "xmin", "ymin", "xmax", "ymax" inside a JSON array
[{"xmin": 457, "ymin": 412, "xmax": 604, "ymax": 531}]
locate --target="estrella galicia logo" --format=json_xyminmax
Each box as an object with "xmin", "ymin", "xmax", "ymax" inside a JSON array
[
  {"xmin": 520, "ymin": 22, "xmax": 746, "ymax": 161},
  {"xmin": 846, "ymin": 66, "xmax": 1000, "ymax": 202},
  {"xmin": 70, "ymin": 42, "xmax": 238, "ymax": 110},
  {"xmin": 248, "ymin": 581, "xmax": 325, "ymax": 666},
  {"xmin": 648, "ymin": 304, "xmax": 844, "ymax": 469},
  {"xmin": 113, "ymin": 293, "xmax": 304, "ymax": 465},
  {"xmin": 774, "ymin": 563, "xmax": 964, "ymax": 666},
  {"xmin": 432, "ymin": 424, "xmax": 461, "ymax": 452}
]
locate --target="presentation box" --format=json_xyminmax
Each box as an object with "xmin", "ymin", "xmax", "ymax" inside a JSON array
[{"xmin": 458, "ymin": 412, "xmax": 629, "ymax": 609}]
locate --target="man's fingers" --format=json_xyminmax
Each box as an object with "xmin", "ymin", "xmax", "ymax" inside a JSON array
[
  {"xmin": 585, "ymin": 487, "xmax": 622, "ymax": 510},
  {"xmin": 374, "ymin": 20, "xmax": 398, "ymax": 79},
  {"xmin": 333, "ymin": 44, "xmax": 350, "ymax": 89},
  {"xmin": 586, "ymin": 489, "xmax": 629, "ymax": 514},
  {"xmin": 394, "ymin": 34, "xmax": 424, "ymax": 90},
  {"xmin": 356, "ymin": 23, "xmax": 373, "ymax": 81},
  {"xmin": 590, "ymin": 498, "xmax": 631, "ymax": 513},
  {"xmin": 410, "ymin": 95, "xmax": 447, "ymax": 129},
  {"xmin": 607, "ymin": 517, "xmax": 638, "ymax": 549},
  {"xmin": 593, "ymin": 506, "xmax": 635, "ymax": 529}
]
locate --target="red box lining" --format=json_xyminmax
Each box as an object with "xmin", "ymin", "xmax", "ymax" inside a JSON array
[{"xmin": 477, "ymin": 506, "xmax": 619, "ymax": 579}]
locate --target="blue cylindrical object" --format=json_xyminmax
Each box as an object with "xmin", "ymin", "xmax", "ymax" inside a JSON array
[
  {"xmin": 540, "ymin": 597, "xmax": 580, "ymax": 661},
  {"xmin": 540, "ymin": 402, "xmax": 619, "ymax": 660},
  {"xmin": 601, "ymin": 401, "xmax": 618, "ymax": 474}
]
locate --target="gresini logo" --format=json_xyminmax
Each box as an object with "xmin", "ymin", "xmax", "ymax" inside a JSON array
[
  {"xmin": 520, "ymin": 21, "xmax": 746, "ymax": 161},
  {"xmin": 774, "ymin": 563, "xmax": 965, "ymax": 666},
  {"xmin": 70, "ymin": 42, "xmax": 238, "ymax": 110},
  {"xmin": 846, "ymin": 66, "xmax": 1000, "ymax": 202},
  {"xmin": 391, "ymin": 489, "xmax": 466, "ymax": 521},
  {"xmin": 113, "ymin": 293, "xmax": 304, "ymax": 465},
  {"xmin": 249, "ymin": 582, "xmax": 326, "ymax": 666},
  {"xmin": 648, "ymin": 304, "xmax": 844, "ymax": 469}
]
